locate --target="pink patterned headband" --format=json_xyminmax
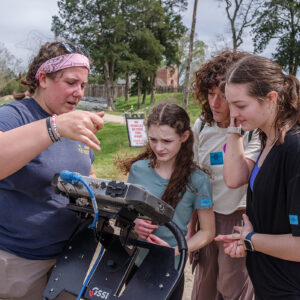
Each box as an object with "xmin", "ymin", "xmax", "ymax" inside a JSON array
[{"xmin": 35, "ymin": 53, "xmax": 90, "ymax": 80}]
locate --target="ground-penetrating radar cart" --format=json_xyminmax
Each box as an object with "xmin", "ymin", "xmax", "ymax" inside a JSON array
[{"xmin": 43, "ymin": 171, "xmax": 187, "ymax": 300}]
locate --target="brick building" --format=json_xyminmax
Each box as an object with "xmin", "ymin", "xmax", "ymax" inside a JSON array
[{"xmin": 155, "ymin": 66, "xmax": 178, "ymax": 87}]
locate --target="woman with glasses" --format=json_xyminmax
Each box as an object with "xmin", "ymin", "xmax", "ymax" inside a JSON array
[{"xmin": 0, "ymin": 41, "xmax": 104, "ymax": 300}]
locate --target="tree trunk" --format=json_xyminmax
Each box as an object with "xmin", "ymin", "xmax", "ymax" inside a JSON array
[
  {"xmin": 289, "ymin": 28, "xmax": 297, "ymax": 76},
  {"xmin": 183, "ymin": 0, "xmax": 198, "ymax": 110},
  {"xmin": 111, "ymin": 81, "xmax": 115, "ymax": 108},
  {"xmin": 125, "ymin": 72, "xmax": 129, "ymax": 102},
  {"xmin": 104, "ymin": 62, "xmax": 115, "ymax": 110},
  {"xmin": 110, "ymin": 59, "xmax": 115, "ymax": 110},
  {"xmin": 142, "ymin": 90, "xmax": 146, "ymax": 104},
  {"xmin": 177, "ymin": 64, "xmax": 180, "ymax": 87},
  {"xmin": 137, "ymin": 79, "xmax": 142, "ymax": 110},
  {"xmin": 150, "ymin": 73, "xmax": 156, "ymax": 105}
]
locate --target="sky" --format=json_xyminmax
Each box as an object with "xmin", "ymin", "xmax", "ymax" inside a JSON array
[{"xmin": 0, "ymin": 0, "xmax": 277, "ymax": 72}]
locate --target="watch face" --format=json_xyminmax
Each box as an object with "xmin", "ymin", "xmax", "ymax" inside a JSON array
[{"xmin": 244, "ymin": 239, "xmax": 254, "ymax": 251}]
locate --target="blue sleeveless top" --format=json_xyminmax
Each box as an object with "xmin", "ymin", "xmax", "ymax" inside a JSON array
[{"xmin": 249, "ymin": 152, "xmax": 262, "ymax": 191}]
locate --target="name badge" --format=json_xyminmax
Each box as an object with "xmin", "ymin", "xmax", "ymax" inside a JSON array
[
  {"xmin": 210, "ymin": 152, "xmax": 224, "ymax": 165},
  {"xmin": 289, "ymin": 215, "xmax": 299, "ymax": 225},
  {"xmin": 200, "ymin": 198, "xmax": 212, "ymax": 208}
]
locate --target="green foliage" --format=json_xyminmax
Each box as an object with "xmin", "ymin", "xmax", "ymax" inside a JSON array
[
  {"xmin": 0, "ymin": 78, "xmax": 26, "ymax": 97},
  {"xmin": 52, "ymin": 0, "xmax": 187, "ymax": 109},
  {"xmin": 88, "ymin": 73, "xmax": 105, "ymax": 85},
  {"xmin": 0, "ymin": 43, "xmax": 23, "ymax": 90},
  {"xmin": 252, "ymin": 0, "xmax": 300, "ymax": 75},
  {"xmin": 52, "ymin": 0, "xmax": 132, "ymax": 108},
  {"xmin": 128, "ymin": 28, "xmax": 165, "ymax": 97},
  {"xmin": 131, "ymin": 29, "xmax": 164, "ymax": 72},
  {"xmin": 53, "ymin": 0, "xmax": 128, "ymax": 69}
]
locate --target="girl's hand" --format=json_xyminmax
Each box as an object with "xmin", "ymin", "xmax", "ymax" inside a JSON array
[
  {"xmin": 215, "ymin": 214, "xmax": 254, "ymax": 242},
  {"xmin": 134, "ymin": 219, "xmax": 158, "ymax": 240},
  {"xmin": 215, "ymin": 214, "xmax": 253, "ymax": 258},
  {"xmin": 214, "ymin": 234, "xmax": 246, "ymax": 258},
  {"xmin": 146, "ymin": 234, "xmax": 170, "ymax": 247},
  {"xmin": 146, "ymin": 234, "xmax": 180, "ymax": 256},
  {"xmin": 55, "ymin": 110, "xmax": 104, "ymax": 151},
  {"xmin": 224, "ymin": 240, "xmax": 246, "ymax": 258}
]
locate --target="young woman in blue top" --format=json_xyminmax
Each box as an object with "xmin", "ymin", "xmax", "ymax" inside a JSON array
[
  {"xmin": 216, "ymin": 55, "xmax": 300, "ymax": 299},
  {"xmin": 0, "ymin": 41, "xmax": 104, "ymax": 300},
  {"xmin": 118, "ymin": 103, "xmax": 215, "ymax": 299}
]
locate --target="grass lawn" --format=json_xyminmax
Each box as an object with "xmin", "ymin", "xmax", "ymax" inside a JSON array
[
  {"xmin": 93, "ymin": 122, "xmax": 141, "ymax": 180},
  {"xmin": 115, "ymin": 92, "xmax": 201, "ymax": 124}
]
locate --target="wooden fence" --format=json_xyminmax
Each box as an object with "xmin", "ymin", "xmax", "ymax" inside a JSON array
[
  {"xmin": 84, "ymin": 84, "xmax": 126, "ymax": 98},
  {"xmin": 156, "ymin": 86, "xmax": 183, "ymax": 94},
  {"xmin": 84, "ymin": 84, "xmax": 183, "ymax": 98}
]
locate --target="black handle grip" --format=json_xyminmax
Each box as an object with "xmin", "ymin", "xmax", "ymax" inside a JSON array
[{"xmin": 164, "ymin": 221, "xmax": 188, "ymax": 272}]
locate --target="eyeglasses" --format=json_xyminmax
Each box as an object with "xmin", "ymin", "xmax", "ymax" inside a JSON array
[{"xmin": 58, "ymin": 42, "xmax": 90, "ymax": 58}]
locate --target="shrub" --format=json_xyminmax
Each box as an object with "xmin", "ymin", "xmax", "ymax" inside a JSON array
[{"xmin": 0, "ymin": 78, "xmax": 26, "ymax": 97}]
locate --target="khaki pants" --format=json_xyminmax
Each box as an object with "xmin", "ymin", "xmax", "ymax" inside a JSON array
[
  {"xmin": 191, "ymin": 210, "xmax": 254, "ymax": 300},
  {"xmin": 0, "ymin": 249, "xmax": 75, "ymax": 300}
]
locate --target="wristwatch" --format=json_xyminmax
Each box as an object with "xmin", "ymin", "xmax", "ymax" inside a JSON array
[
  {"xmin": 227, "ymin": 126, "xmax": 242, "ymax": 135},
  {"xmin": 244, "ymin": 232, "xmax": 256, "ymax": 251}
]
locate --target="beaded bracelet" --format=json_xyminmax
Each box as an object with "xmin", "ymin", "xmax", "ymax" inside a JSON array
[
  {"xmin": 46, "ymin": 117, "xmax": 58, "ymax": 143},
  {"xmin": 50, "ymin": 114, "xmax": 62, "ymax": 142}
]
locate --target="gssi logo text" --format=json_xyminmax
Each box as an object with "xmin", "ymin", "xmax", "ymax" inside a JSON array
[{"xmin": 88, "ymin": 287, "xmax": 110, "ymax": 299}]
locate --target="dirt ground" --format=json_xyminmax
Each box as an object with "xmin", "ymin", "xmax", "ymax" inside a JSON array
[{"xmin": 183, "ymin": 263, "xmax": 194, "ymax": 300}]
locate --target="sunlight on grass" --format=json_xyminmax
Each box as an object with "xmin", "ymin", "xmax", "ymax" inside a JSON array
[{"xmin": 93, "ymin": 122, "xmax": 141, "ymax": 180}]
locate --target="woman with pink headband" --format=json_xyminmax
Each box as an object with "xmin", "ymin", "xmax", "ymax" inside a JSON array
[{"xmin": 0, "ymin": 41, "xmax": 104, "ymax": 300}]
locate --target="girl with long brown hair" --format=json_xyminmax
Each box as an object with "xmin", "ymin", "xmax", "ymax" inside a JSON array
[{"xmin": 118, "ymin": 102, "xmax": 215, "ymax": 300}]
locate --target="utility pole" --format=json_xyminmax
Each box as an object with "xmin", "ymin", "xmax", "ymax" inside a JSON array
[{"xmin": 183, "ymin": 0, "xmax": 198, "ymax": 110}]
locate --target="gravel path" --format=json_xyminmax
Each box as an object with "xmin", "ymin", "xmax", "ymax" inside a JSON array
[{"xmin": 103, "ymin": 113, "xmax": 125, "ymax": 124}]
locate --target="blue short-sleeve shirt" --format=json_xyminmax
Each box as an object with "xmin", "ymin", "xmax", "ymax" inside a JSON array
[
  {"xmin": 0, "ymin": 98, "xmax": 94, "ymax": 259},
  {"xmin": 128, "ymin": 159, "xmax": 212, "ymax": 247}
]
